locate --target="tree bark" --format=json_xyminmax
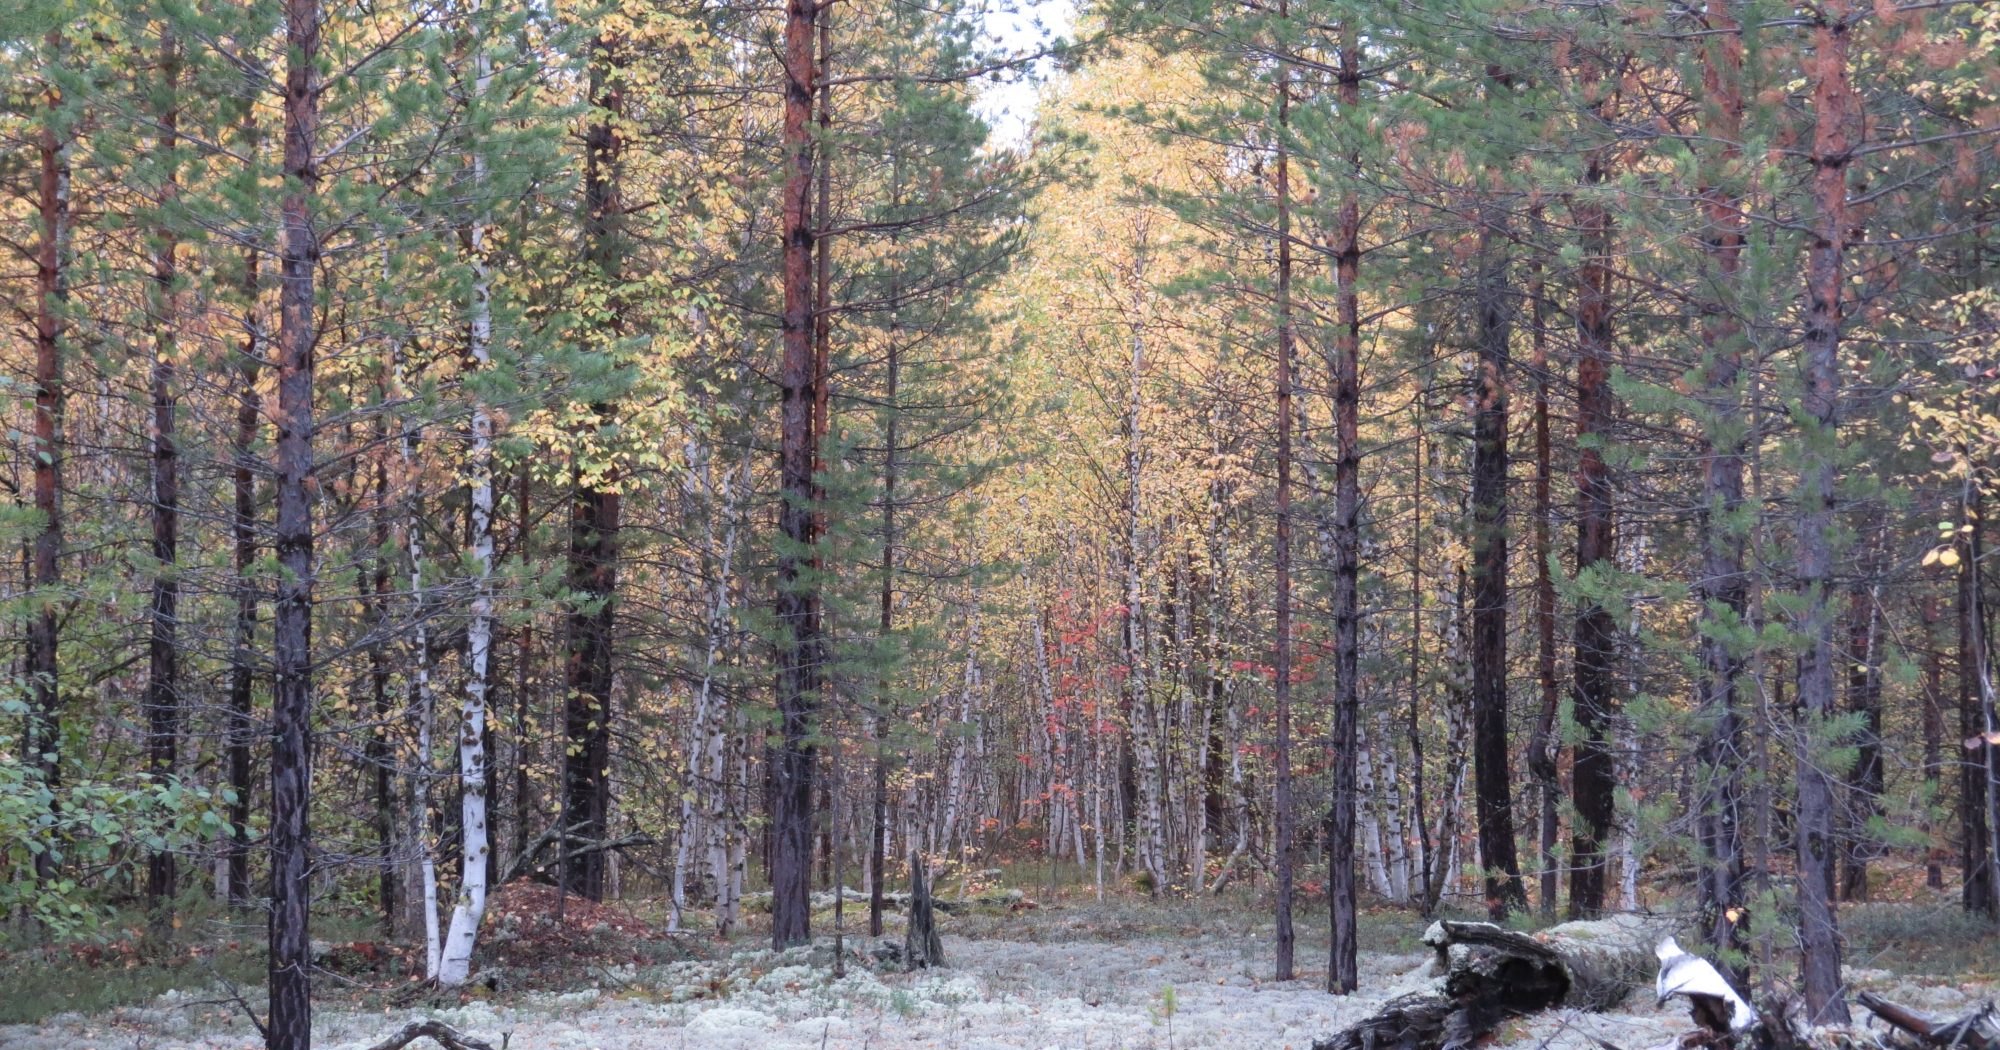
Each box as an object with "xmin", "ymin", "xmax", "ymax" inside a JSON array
[
  {"xmin": 1794, "ymin": 1, "xmax": 1855, "ymax": 1021},
  {"xmin": 1312, "ymin": 917, "xmax": 1663, "ymax": 1050},
  {"xmin": 904, "ymin": 852, "xmax": 943, "ymax": 970},
  {"xmin": 1271, "ymin": 10, "xmax": 1297, "ymax": 978},
  {"xmin": 871, "ymin": 335, "xmax": 898, "ymax": 939},
  {"xmin": 28, "ymin": 28, "xmax": 70, "ymax": 893},
  {"xmin": 771, "ymin": 0, "xmax": 823, "ymax": 948},
  {"xmin": 1569, "ymin": 136, "xmax": 1619, "ymax": 920},
  {"xmin": 369, "ymin": 416, "xmax": 396, "ymax": 933},
  {"xmin": 1961, "ymin": 482, "xmax": 1997, "ymax": 916},
  {"xmin": 566, "ymin": 30, "xmax": 627, "ymax": 904},
  {"xmin": 512, "ymin": 467, "xmax": 534, "ymax": 872},
  {"xmin": 228, "ymin": 246, "xmax": 261, "ymax": 910},
  {"xmin": 1326, "ymin": 30, "xmax": 1363, "ymax": 993},
  {"xmin": 1410, "ymin": 410, "xmax": 1434, "ymax": 914},
  {"xmin": 440, "ymin": 21, "xmax": 496, "ymax": 983},
  {"xmin": 399, "ymin": 349, "xmax": 442, "ymax": 976},
  {"xmin": 1840, "ymin": 534, "xmax": 1884, "ymax": 903},
  {"xmin": 1692, "ymin": 0, "xmax": 1750, "ymax": 974},
  {"xmin": 145, "ymin": 26, "xmax": 184, "ymax": 918},
  {"xmin": 1471, "ymin": 207, "xmax": 1527, "ymax": 920},
  {"xmin": 1923, "ymin": 596, "xmax": 1945, "ymax": 891},
  {"xmin": 1525, "ymin": 218, "xmax": 1561, "ymax": 920},
  {"xmin": 269, "ymin": 0, "xmax": 322, "ymax": 1038},
  {"xmin": 1121, "ymin": 245, "xmax": 1167, "ymax": 896}
]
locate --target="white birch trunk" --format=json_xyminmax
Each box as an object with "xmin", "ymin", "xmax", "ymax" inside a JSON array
[
  {"xmin": 939, "ymin": 604, "xmax": 981, "ymax": 857},
  {"xmin": 396, "ymin": 341, "xmax": 442, "ymax": 980},
  {"xmin": 1437, "ymin": 568, "xmax": 1472, "ymax": 906},
  {"xmin": 1615, "ymin": 528, "xmax": 1649, "ymax": 912},
  {"xmin": 1377, "ymin": 710, "xmax": 1411, "ymax": 902},
  {"xmin": 1357, "ymin": 722, "xmax": 1392, "ymax": 899},
  {"xmin": 438, "ymin": 42, "xmax": 495, "ymax": 982},
  {"xmin": 1092, "ymin": 682, "xmax": 1106, "ymax": 900},
  {"xmin": 673, "ymin": 440, "xmax": 745, "ymax": 927}
]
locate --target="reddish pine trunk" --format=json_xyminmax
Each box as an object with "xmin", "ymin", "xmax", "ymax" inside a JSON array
[
  {"xmin": 771, "ymin": 0, "xmax": 823, "ymax": 948},
  {"xmin": 1568, "ymin": 139, "xmax": 1618, "ymax": 919},
  {"xmin": 1693, "ymin": 0, "xmax": 1749, "ymax": 968},
  {"xmin": 268, "ymin": 0, "xmax": 322, "ymax": 1040},
  {"xmin": 1794, "ymin": 2, "xmax": 1854, "ymax": 1021},
  {"xmin": 28, "ymin": 29, "xmax": 69, "ymax": 891}
]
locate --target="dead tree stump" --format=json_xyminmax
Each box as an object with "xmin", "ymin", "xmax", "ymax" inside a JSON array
[
  {"xmin": 1314, "ymin": 915, "xmax": 1665, "ymax": 1050},
  {"xmin": 904, "ymin": 853, "xmax": 943, "ymax": 971}
]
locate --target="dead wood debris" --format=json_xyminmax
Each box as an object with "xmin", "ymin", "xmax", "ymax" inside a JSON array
[{"xmin": 359, "ymin": 1019, "xmax": 501, "ymax": 1050}]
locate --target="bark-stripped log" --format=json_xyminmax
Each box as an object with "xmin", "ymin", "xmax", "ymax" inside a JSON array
[{"xmin": 1312, "ymin": 917, "xmax": 1663, "ymax": 1050}]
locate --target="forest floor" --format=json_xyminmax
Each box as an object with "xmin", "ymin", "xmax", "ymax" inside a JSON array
[{"xmin": 4, "ymin": 877, "xmax": 1998, "ymax": 1050}]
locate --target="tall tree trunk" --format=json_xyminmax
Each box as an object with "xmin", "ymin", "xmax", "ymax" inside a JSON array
[
  {"xmin": 1271, "ymin": 13, "xmax": 1297, "ymax": 979},
  {"xmin": 688, "ymin": 444, "xmax": 749, "ymax": 934},
  {"xmin": 1794, "ymin": 2, "xmax": 1855, "ymax": 1021},
  {"xmin": 227, "ymin": 247, "xmax": 262, "ymax": 909},
  {"xmin": 28, "ymin": 28, "xmax": 70, "ymax": 893},
  {"xmin": 1327, "ymin": 30, "xmax": 1363, "ymax": 993},
  {"xmin": 369, "ymin": 422, "xmax": 396, "ymax": 932},
  {"xmin": 1961, "ymin": 481, "xmax": 1997, "ymax": 916},
  {"xmin": 1692, "ymin": 0, "xmax": 1750, "ymax": 972},
  {"xmin": 396, "ymin": 348, "xmax": 442, "ymax": 977},
  {"xmin": 871, "ymin": 335, "xmax": 898, "ymax": 938},
  {"xmin": 513, "ymin": 466, "xmax": 534, "ymax": 870},
  {"xmin": 1525, "ymin": 223, "xmax": 1561, "ymax": 919},
  {"xmin": 1410, "ymin": 408, "xmax": 1434, "ymax": 914},
  {"xmin": 269, "ymin": 0, "xmax": 322, "ymax": 1038},
  {"xmin": 1923, "ymin": 596, "xmax": 1945, "ymax": 891},
  {"xmin": 145, "ymin": 26, "xmax": 184, "ymax": 918},
  {"xmin": 771, "ymin": 0, "xmax": 823, "ymax": 948},
  {"xmin": 1840, "ymin": 532, "xmax": 1883, "ymax": 903},
  {"xmin": 1471, "ymin": 207, "xmax": 1528, "ymax": 920},
  {"xmin": 1568, "ymin": 140, "xmax": 1619, "ymax": 920},
  {"xmin": 808, "ymin": 7, "xmax": 838, "ymax": 899},
  {"xmin": 1433, "ymin": 564, "xmax": 1473, "ymax": 907},
  {"xmin": 566, "ymin": 31, "xmax": 627, "ymax": 904},
  {"xmin": 1122, "ymin": 247, "xmax": 1167, "ymax": 896},
  {"xmin": 440, "ymin": 24, "xmax": 496, "ymax": 983}
]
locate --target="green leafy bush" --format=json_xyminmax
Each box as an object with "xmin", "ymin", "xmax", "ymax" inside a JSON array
[{"xmin": 0, "ymin": 758, "xmax": 231, "ymax": 942}]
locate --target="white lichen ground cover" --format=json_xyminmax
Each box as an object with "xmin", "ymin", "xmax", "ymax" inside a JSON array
[{"xmin": 6, "ymin": 917, "xmax": 1994, "ymax": 1050}]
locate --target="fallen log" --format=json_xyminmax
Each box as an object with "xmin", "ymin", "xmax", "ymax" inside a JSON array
[
  {"xmin": 1313, "ymin": 915, "xmax": 1667, "ymax": 1050},
  {"xmin": 1857, "ymin": 992, "xmax": 2000, "ymax": 1050}
]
